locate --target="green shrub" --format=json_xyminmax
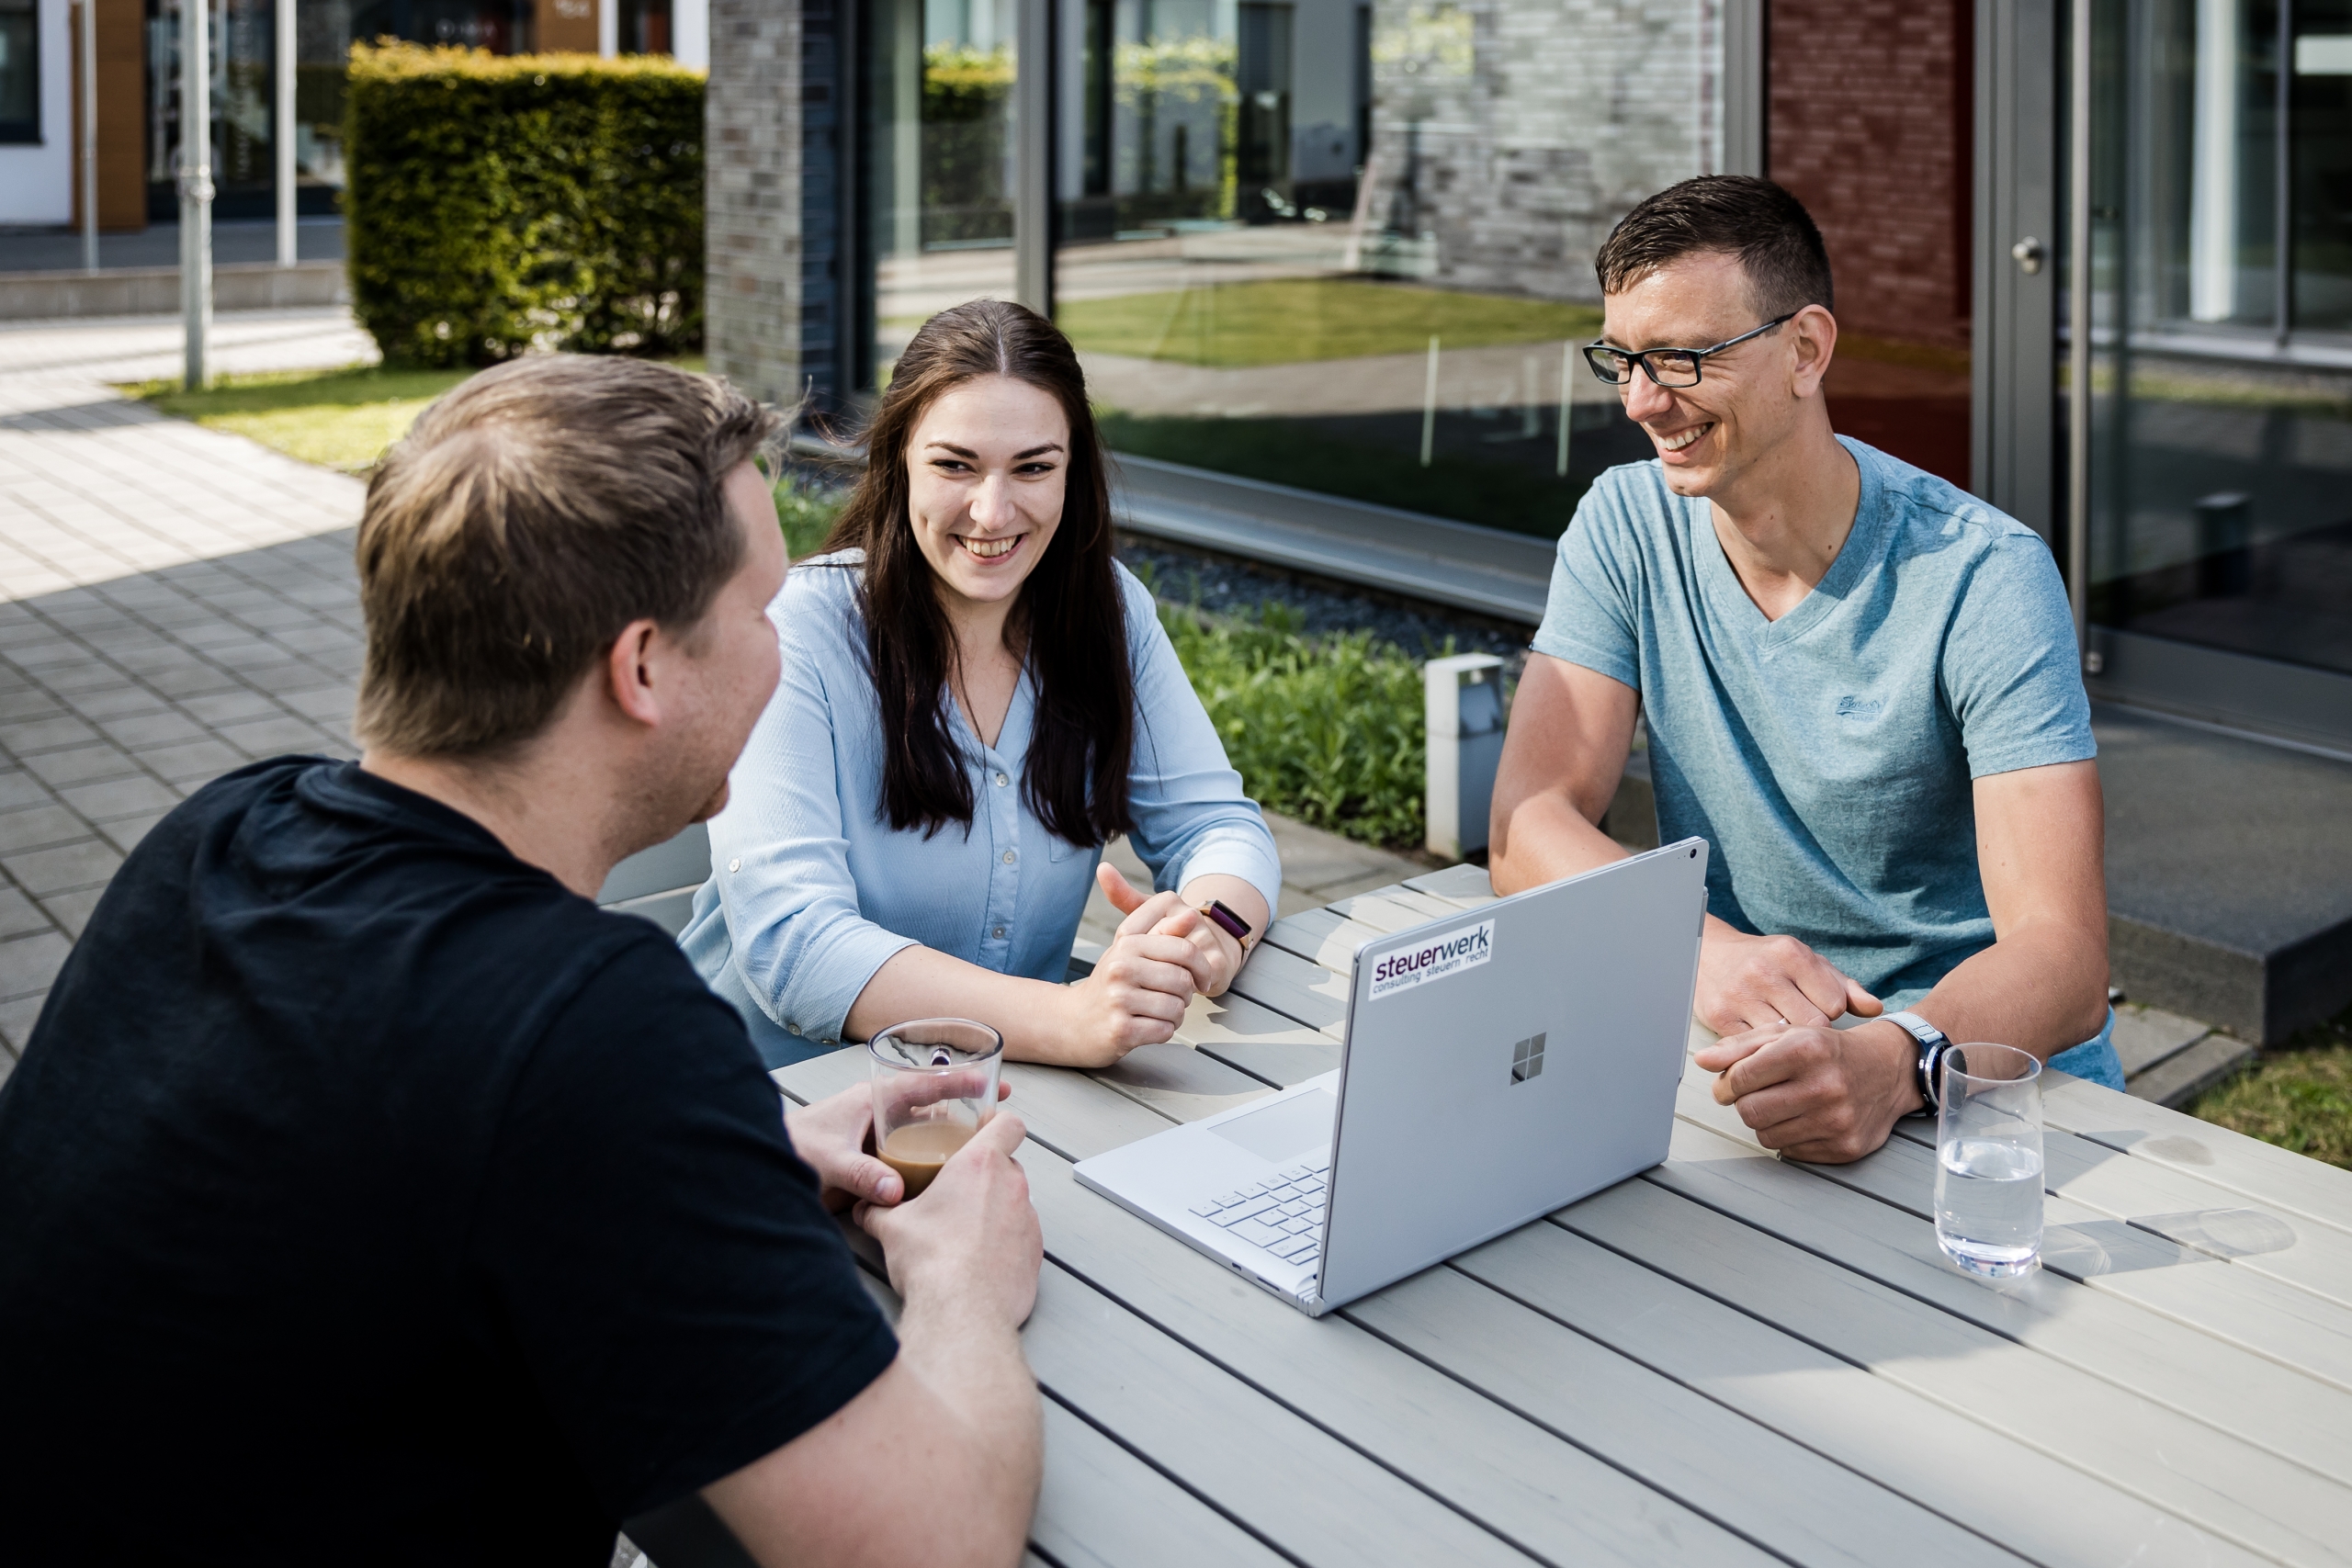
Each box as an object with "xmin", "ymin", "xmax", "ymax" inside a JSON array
[
  {"xmin": 345, "ymin": 43, "xmax": 704, "ymax": 366},
  {"xmin": 775, "ymin": 475, "xmax": 850, "ymax": 559},
  {"xmin": 1158, "ymin": 600, "xmax": 1430, "ymax": 849}
]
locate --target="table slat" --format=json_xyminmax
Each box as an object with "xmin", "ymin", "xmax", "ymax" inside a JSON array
[
  {"xmin": 1022, "ymin": 1259, "xmax": 1543, "ymax": 1567},
  {"xmin": 1400, "ymin": 864, "xmax": 1500, "ymax": 908},
  {"xmin": 1449, "ymin": 1220, "xmax": 2268, "ymax": 1568},
  {"xmin": 1261, "ymin": 905, "xmax": 1384, "ymax": 970},
  {"xmin": 1226, "ymin": 942, "xmax": 1351, "ymax": 1033},
  {"xmin": 1345, "ymin": 1267, "xmax": 2028, "ymax": 1568},
  {"xmin": 1892, "ymin": 1115, "xmax": 2352, "ymax": 1314},
  {"xmin": 1170, "ymin": 987, "xmax": 1342, "ymax": 1088},
  {"xmin": 2041, "ymin": 1076, "xmax": 2352, "ymax": 1242},
  {"xmin": 1085, "ymin": 1041, "xmax": 1275, "ymax": 1122},
  {"xmin": 1015, "ymin": 1138, "xmax": 1775, "ymax": 1567},
  {"xmin": 1322, "ymin": 887, "xmax": 1458, "ymax": 932},
  {"xmin": 1600, "ymin": 1131, "xmax": 2352, "ymax": 1565},
  {"xmin": 775, "ymin": 1051, "xmax": 1176, "ymax": 1164},
  {"xmin": 1032, "ymin": 1397, "xmax": 1293, "ymax": 1568},
  {"xmin": 1818, "ymin": 1125, "xmax": 2352, "ymax": 1400}
]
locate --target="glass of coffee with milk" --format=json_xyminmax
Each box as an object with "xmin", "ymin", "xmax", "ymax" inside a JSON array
[{"xmin": 866, "ymin": 1019, "xmax": 1005, "ymax": 1198}]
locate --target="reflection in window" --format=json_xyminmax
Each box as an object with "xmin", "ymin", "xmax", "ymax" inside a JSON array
[
  {"xmin": 869, "ymin": 0, "xmax": 1019, "ymax": 379},
  {"xmin": 2086, "ymin": 0, "xmax": 2352, "ymax": 677},
  {"xmin": 1051, "ymin": 0, "xmax": 1722, "ymax": 537},
  {"xmin": 0, "ymin": 0, "xmax": 37, "ymax": 145}
]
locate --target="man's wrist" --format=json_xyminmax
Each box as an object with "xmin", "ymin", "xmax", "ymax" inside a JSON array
[{"xmin": 1852, "ymin": 1019, "xmax": 1928, "ymax": 1117}]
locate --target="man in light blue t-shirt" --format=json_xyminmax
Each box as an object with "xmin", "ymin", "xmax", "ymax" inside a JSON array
[{"xmin": 1491, "ymin": 175, "xmax": 2120, "ymax": 1165}]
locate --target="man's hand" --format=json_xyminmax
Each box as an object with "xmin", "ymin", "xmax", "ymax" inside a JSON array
[
  {"xmin": 856, "ymin": 1112, "xmax": 1042, "ymax": 1329},
  {"xmin": 783, "ymin": 1080, "xmax": 1013, "ymax": 1213},
  {"xmin": 1697, "ymin": 922, "xmax": 1883, "ymax": 1035},
  {"xmin": 1696, "ymin": 1019, "xmax": 1922, "ymax": 1163}
]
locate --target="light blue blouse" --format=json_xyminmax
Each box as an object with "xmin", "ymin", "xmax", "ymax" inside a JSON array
[{"xmin": 680, "ymin": 551, "xmax": 1283, "ymax": 1066}]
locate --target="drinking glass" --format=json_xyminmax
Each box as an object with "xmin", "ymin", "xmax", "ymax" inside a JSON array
[
  {"xmin": 1935, "ymin": 1043, "xmax": 2045, "ymax": 1278},
  {"xmin": 866, "ymin": 1019, "xmax": 1004, "ymax": 1199}
]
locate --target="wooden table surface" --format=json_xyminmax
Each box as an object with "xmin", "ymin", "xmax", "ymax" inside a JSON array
[{"xmin": 773, "ymin": 863, "xmax": 2352, "ymax": 1568}]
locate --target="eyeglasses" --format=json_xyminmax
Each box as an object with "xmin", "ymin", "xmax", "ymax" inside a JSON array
[{"xmin": 1582, "ymin": 312, "xmax": 1797, "ymax": 388}]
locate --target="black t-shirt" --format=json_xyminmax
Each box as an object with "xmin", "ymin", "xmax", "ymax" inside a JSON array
[{"xmin": 0, "ymin": 758, "xmax": 898, "ymax": 1567}]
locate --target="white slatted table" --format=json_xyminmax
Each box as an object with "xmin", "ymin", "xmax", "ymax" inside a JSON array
[{"xmin": 773, "ymin": 863, "xmax": 2352, "ymax": 1568}]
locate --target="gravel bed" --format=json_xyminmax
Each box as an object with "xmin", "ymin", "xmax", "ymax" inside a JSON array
[{"xmin": 1114, "ymin": 535, "xmax": 1535, "ymax": 679}]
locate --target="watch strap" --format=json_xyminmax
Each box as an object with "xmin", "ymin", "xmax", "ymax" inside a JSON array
[
  {"xmin": 1883, "ymin": 1010, "xmax": 1951, "ymax": 1114},
  {"xmin": 1199, "ymin": 898, "xmax": 1254, "ymax": 953}
]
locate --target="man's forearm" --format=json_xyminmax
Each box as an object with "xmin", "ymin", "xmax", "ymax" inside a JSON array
[
  {"xmin": 895, "ymin": 1296, "xmax": 1043, "ymax": 1558},
  {"xmin": 1490, "ymin": 791, "xmax": 1631, "ymax": 896},
  {"xmin": 1907, "ymin": 914, "xmax": 2110, "ymax": 1063}
]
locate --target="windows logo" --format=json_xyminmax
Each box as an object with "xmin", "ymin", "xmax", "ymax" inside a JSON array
[{"xmin": 1510, "ymin": 1032, "xmax": 1547, "ymax": 1084}]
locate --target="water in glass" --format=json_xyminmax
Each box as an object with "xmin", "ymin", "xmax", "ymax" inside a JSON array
[{"xmin": 1935, "ymin": 1136, "xmax": 2044, "ymax": 1276}]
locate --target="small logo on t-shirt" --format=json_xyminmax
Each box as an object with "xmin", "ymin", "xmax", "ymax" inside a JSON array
[{"xmin": 1837, "ymin": 695, "xmax": 1884, "ymax": 721}]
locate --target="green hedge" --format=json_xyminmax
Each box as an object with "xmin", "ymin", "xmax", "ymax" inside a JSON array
[{"xmin": 345, "ymin": 44, "xmax": 705, "ymax": 366}]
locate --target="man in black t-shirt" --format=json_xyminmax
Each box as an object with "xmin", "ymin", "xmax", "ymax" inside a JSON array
[{"xmin": 0, "ymin": 356, "xmax": 1045, "ymax": 1567}]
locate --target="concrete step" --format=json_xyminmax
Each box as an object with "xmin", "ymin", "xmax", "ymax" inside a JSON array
[{"xmin": 0, "ymin": 261, "xmax": 347, "ymax": 321}]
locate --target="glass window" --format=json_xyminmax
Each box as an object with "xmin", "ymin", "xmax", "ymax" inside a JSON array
[
  {"xmin": 294, "ymin": 0, "xmax": 352, "ymax": 203},
  {"xmin": 2086, "ymin": 0, "xmax": 2352, "ymax": 678},
  {"xmin": 868, "ymin": 0, "xmax": 1020, "ymax": 385},
  {"xmin": 618, "ymin": 0, "xmax": 671, "ymax": 54},
  {"xmin": 1046, "ymin": 0, "xmax": 1719, "ymax": 538},
  {"xmin": 0, "ymin": 0, "xmax": 37, "ymax": 145}
]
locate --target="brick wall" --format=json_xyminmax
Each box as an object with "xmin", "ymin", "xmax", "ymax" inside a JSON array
[
  {"xmin": 1365, "ymin": 0, "xmax": 1721, "ymax": 305},
  {"xmin": 1767, "ymin": 0, "xmax": 1972, "ymax": 351},
  {"xmin": 706, "ymin": 0, "xmax": 805, "ymax": 408}
]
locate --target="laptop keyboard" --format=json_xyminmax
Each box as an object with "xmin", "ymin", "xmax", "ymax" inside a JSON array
[{"xmin": 1188, "ymin": 1158, "xmax": 1332, "ymax": 1268}]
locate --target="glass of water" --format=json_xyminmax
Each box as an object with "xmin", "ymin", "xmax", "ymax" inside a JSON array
[{"xmin": 1935, "ymin": 1043, "xmax": 2045, "ymax": 1278}]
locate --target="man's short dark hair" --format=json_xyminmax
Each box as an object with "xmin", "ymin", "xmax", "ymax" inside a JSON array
[
  {"xmin": 1594, "ymin": 175, "xmax": 1834, "ymax": 318},
  {"xmin": 355, "ymin": 355, "xmax": 783, "ymax": 759}
]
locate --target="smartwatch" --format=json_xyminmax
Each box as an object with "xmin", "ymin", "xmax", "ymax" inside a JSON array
[
  {"xmin": 1197, "ymin": 898, "xmax": 1255, "ymax": 955},
  {"xmin": 1883, "ymin": 1010, "xmax": 1951, "ymax": 1115}
]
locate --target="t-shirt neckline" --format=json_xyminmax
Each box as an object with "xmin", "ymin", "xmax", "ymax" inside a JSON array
[{"xmin": 1696, "ymin": 435, "xmax": 1881, "ymax": 649}]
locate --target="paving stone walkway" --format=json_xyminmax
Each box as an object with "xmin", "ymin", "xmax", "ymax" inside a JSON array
[{"xmin": 0, "ymin": 310, "xmax": 377, "ymax": 1081}]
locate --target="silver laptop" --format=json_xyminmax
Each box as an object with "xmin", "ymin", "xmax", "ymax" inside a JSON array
[{"xmin": 1073, "ymin": 839, "xmax": 1709, "ymax": 1316}]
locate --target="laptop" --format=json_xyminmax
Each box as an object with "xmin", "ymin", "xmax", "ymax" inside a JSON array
[{"xmin": 1072, "ymin": 839, "xmax": 1710, "ymax": 1316}]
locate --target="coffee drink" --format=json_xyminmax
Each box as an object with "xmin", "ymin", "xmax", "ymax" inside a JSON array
[{"xmin": 879, "ymin": 1120, "xmax": 976, "ymax": 1197}]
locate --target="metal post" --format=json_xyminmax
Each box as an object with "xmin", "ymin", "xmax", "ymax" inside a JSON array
[
  {"xmin": 275, "ymin": 0, "xmax": 295, "ymax": 267},
  {"xmin": 181, "ymin": 0, "xmax": 214, "ymax": 391},
  {"xmin": 1012, "ymin": 0, "xmax": 1054, "ymax": 314},
  {"xmin": 1424, "ymin": 654, "xmax": 1505, "ymax": 861},
  {"xmin": 2065, "ymin": 0, "xmax": 2092, "ymax": 657},
  {"xmin": 1718, "ymin": 0, "xmax": 1765, "ymax": 177},
  {"xmin": 79, "ymin": 0, "xmax": 98, "ymax": 273},
  {"xmin": 2276, "ymin": 0, "xmax": 2293, "ymax": 349}
]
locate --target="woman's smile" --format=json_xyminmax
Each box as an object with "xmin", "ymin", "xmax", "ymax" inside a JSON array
[{"xmin": 956, "ymin": 532, "xmax": 1024, "ymax": 561}]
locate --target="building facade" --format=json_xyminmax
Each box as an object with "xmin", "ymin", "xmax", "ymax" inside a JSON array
[
  {"xmin": 713, "ymin": 0, "xmax": 2352, "ymax": 758},
  {"xmin": 2, "ymin": 0, "xmax": 710, "ymax": 231}
]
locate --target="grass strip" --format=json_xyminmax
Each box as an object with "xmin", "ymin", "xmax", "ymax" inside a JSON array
[
  {"xmin": 125, "ymin": 365, "xmax": 474, "ymax": 473},
  {"xmin": 2190, "ymin": 1006, "xmax": 2352, "ymax": 1168},
  {"xmin": 1057, "ymin": 276, "xmax": 1600, "ymax": 368}
]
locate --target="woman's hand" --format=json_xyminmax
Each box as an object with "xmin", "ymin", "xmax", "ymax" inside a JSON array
[
  {"xmin": 1096, "ymin": 865, "xmax": 1243, "ymax": 997},
  {"xmin": 1049, "ymin": 919, "xmax": 1205, "ymax": 1067}
]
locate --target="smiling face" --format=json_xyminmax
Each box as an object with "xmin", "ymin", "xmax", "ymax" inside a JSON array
[
  {"xmin": 904, "ymin": 373, "xmax": 1071, "ymax": 616},
  {"xmin": 1599, "ymin": 249, "xmax": 1834, "ymax": 502}
]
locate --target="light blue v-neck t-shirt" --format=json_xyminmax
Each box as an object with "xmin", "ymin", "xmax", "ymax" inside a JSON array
[{"xmin": 1532, "ymin": 436, "xmax": 2097, "ymax": 1012}]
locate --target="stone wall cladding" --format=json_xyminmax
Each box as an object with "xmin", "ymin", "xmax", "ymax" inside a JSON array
[
  {"xmin": 707, "ymin": 0, "xmax": 803, "ymax": 407},
  {"xmin": 1366, "ymin": 0, "xmax": 1720, "ymax": 305},
  {"xmin": 1768, "ymin": 0, "xmax": 1970, "ymax": 351}
]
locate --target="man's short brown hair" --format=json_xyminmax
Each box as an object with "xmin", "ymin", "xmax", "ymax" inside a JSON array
[
  {"xmin": 1594, "ymin": 175, "xmax": 1834, "ymax": 319},
  {"xmin": 354, "ymin": 355, "xmax": 783, "ymax": 758}
]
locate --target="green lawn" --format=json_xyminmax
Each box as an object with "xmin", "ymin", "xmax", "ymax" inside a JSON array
[
  {"xmin": 1056, "ymin": 276, "xmax": 1601, "ymax": 368},
  {"xmin": 2190, "ymin": 1005, "xmax": 2352, "ymax": 1168},
  {"xmin": 127, "ymin": 365, "xmax": 476, "ymax": 473}
]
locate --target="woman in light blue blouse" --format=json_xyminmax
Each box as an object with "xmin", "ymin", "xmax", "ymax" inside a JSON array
[{"xmin": 681, "ymin": 300, "xmax": 1282, "ymax": 1070}]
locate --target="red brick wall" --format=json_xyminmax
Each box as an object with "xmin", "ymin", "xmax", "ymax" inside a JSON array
[{"xmin": 1768, "ymin": 0, "xmax": 1973, "ymax": 352}]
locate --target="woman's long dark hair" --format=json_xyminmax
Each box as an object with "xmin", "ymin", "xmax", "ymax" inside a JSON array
[{"xmin": 819, "ymin": 299, "xmax": 1136, "ymax": 847}]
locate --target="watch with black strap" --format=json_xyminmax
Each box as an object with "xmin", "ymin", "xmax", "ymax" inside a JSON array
[{"xmin": 1883, "ymin": 1010, "xmax": 1952, "ymax": 1115}]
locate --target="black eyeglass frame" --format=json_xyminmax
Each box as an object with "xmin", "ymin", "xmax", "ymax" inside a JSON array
[{"xmin": 1582, "ymin": 311, "xmax": 1799, "ymax": 388}]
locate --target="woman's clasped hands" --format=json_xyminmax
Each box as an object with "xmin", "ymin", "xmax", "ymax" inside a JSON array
[{"xmin": 1053, "ymin": 864, "xmax": 1246, "ymax": 1067}]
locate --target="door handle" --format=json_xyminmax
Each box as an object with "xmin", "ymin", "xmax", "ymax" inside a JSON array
[{"xmin": 2011, "ymin": 236, "xmax": 2045, "ymax": 275}]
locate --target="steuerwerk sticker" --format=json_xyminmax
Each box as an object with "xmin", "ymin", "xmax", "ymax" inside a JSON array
[{"xmin": 1367, "ymin": 919, "xmax": 1495, "ymax": 1000}]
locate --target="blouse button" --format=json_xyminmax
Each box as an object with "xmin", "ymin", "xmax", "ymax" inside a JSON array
[
  {"xmin": 993, "ymin": 926, "xmax": 1006, "ymax": 939},
  {"xmin": 994, "ymin": 771, "xmax": 1010, "ymax": 787},
  {"xmin": 1002, "ymin": 850, "xmax": 1017, "ymax": 864},
  {"xmin": 728, "ymin": 858, "xmax": 741, "ymax": 873}
]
